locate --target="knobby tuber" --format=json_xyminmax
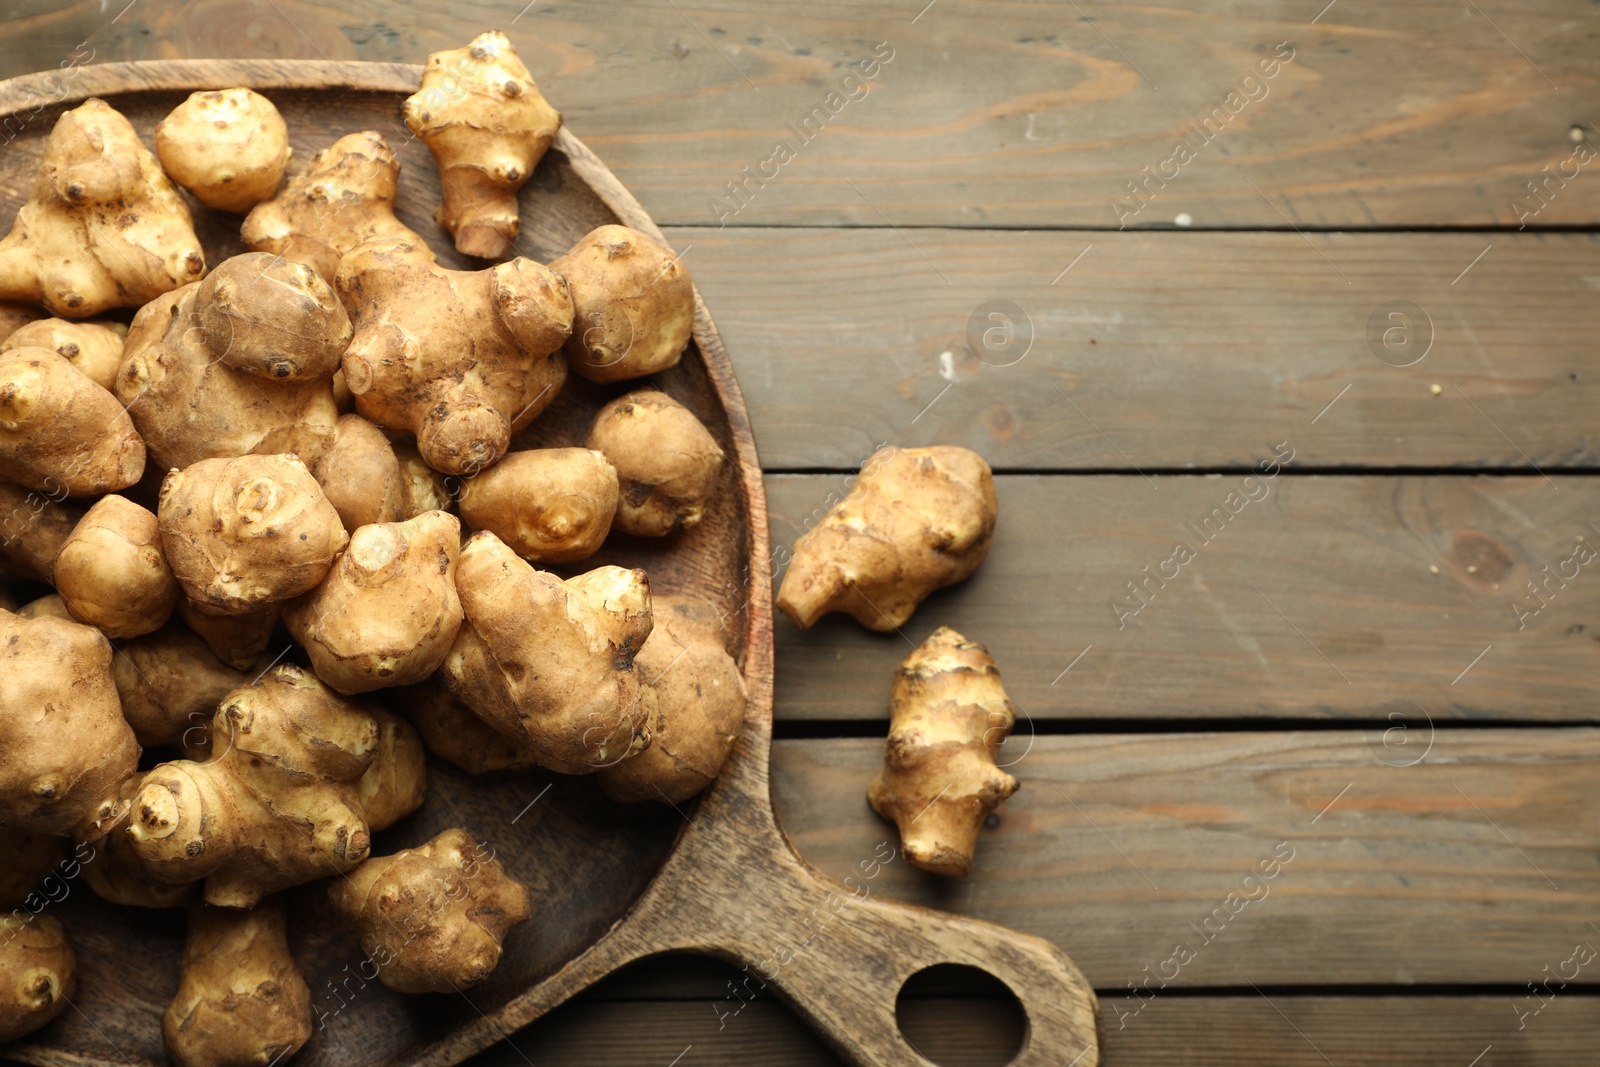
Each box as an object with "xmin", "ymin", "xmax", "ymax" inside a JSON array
[
  {"xmin": 162, "ymin": 899, "xmax": 311, "ymax": 1067},
  {"xmin": 312, "ymin": 414, "xmax": 413, "ymax": 531},
  {"xmin": 444, "ymin": 532, "xmax": 652, "ymax": 775},
  {"xmin": 598, "ymin": 595, "xmax": 747, "ymax": 804},
  {"xmin": 177, "ymin": 599, "xmax": 281, "ymax": 672},
  {"xmin": 868, "ymin": 627, "xmax": 1018, "ymax": 877},
  {"xmin": 394, "ymin": 676, "xmax": 540, "ymax": 775},
  {"xmin": 457, "ymin": 448, "xmax": 617, "ymax": 563},
  {"xmin": 0, "ymin": 915, "xmax": 75, "ymax": 1043},
  {"xmin": 336, "ymin": 237, "xmax": 572, "ymax": 475},
  {"xmin": 778, "ymin": 445, "xmax": 997, "ymax": 631},
  {"xmin": 155, "ymin": 88, "xmax": 291, "ymax": 213},
  {"xmin": 53, "ymin": 494, "xmax": 179, "ymax": 639},
  {"xmin": 587, "ymin": 390, "xmax": 724, "ymax": 537},
  {"xmin": 0, "ymin": 346, "xmax": 145, "ymax": 496},
  {"xmin": 111, "ymin": 623, "xmax": 246, "ymax": 751},
  {"xmin": 81, "ymin": 777, "xmax": 195, "ymax": 909},
  {"xmin": 404, "ymin": 31, "xmax": 561, "ymax": 259},
  {"xmin": 284, "ymin": 510, "xmax": 463, "ymax": 694},
  {"xmin": 0, "ymin": 317, "xmax": 124, "ymax": 390},
  {"xmin": 0, "ymin": 98, "xmax": 205, "ymax": 316},
  {"xmin": 195, "ymin": 252, "xmax": 352, "ymax": 381},
  {"xmin": 552, "ymin": 225, "xmax": 694, "ymax": 384},
  {"xmin": 159, "ymin": 454, "xmax": 349, "ymax": 617},
  {"xmin": 328, "ymin": 828, "xmax": 531, "ymax": 994}
]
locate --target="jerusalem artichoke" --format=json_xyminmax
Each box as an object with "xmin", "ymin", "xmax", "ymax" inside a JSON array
[
  {"xmin": 457, "ymin": 448, "xmax": 617, "ymax": 562},
  {"xmin": 587, "ymin": 390, "xmax": 724, "ymax": 537},
  {"xmin": 312, "ymin": 414, "xmax": 413, "ymax": 531},
  {"xmin": 111, "ymin": 623, "xmax": 247, "ymax": 751},
  {"xmin": 53, "ymin": 494, "xmax": 179, "ymax": 639},
  {"xmin": 194, "ymin": 251, "xmax": 352, "ymax": 381},
  {"xmin": 0, "ymin": 317, "xmax": 124, "ymax": 390},
  {"xmin": 81, "ymin": 777, "xmax": 196, "ymax": 909},
  {"xmin": 176, "ymin": 599, "xmax": 282, "ymax": 672},
  {"xmin": 553, "ymin": 225, "xmax": 694, "ymax": 383},
  {"xmin": 0, "ymin": 481, "xmax": 84, "ymax": 583},
  {"xmin": 394, "ymin": 676, "xmax": 540, "ymax": 775},
  {"xmin": 155, "ymin": 88, "xmax": 291, "ymax": 213},
  {"xmin": 0, "ymin": 346, "xmax": 145, "ymax": 496},
  {"xmin": 0, "ymin": 915, "xmax": 75, "ymax": 1043}
]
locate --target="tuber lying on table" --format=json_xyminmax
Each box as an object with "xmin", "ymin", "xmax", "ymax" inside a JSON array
[
  {"xmin": 457, "ymin": 447, "xmax": 618, "ymax": 562},
  {"xmin": 553, "ymin": 225, "xmax": 694, "ymax": 384},
  {"xmin": 328, "ymin": 828, "xmax": 531, "ymax": 994},
  {"xmin": 587, "ymin": 390, "xmax": 724, "ymax": 537},
  {"xmin": 53, "ymin": 494, "xmax": 179, "ymax": 639},
  {"xmin": 0, "ymin": 98, "xmax": 205, "ymax": 317},
  {"xmin": 0, "ymin": 317, "xmax": 124, "ymax": 390},
  {"xmin": 155, "ymin": 88, "xmax": 291, "ymax": 213},
  {"xmin": 163, "ymin": 899, "xmax": 311, "ymax": 1067},
  {"xmin": 444, "ymin": 532, "xmax": 652, "ymax": 775},
  {"xmin": 778, "ymin": 445, "xmax": 997, "ymax": 631},
  {"xmin": 0, "ymin": 346, "xmax": 145, "ymax": 497},
  {"xmin": 868, "ymin": 627, "xmax": 1018, "ymax": 877},
  {"xmin": 0, "ymin": 915, "xmax": 75, "ymax": 1043},
  {"xmin": 404, "ymin": 31, "xmax": 561, "ymax": 259}
]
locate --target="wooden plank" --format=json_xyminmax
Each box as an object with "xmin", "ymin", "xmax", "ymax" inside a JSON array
[
  {"xmin": 659, "ymin": 227, "xmax": 1600, "ymax": 471},
  {"xmin": 770, "ymin": 732, "xmax": 1600, "ymax": 987},
  {"xmin": 768, "ymin": 474, "xmax": 1600, "ymax": 723},
  {"xmin": 4, "ymin": 2, "xmax": 1597, "ymax": 229},
  {"xmin": 455, "ymin": 994, "xmax": 1600, "ymax": 1066}
]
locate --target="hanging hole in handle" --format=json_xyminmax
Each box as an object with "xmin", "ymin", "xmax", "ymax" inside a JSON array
[{"xmin": 895, "ymin": 963, "xmax": 1027, "ymax": 1067}]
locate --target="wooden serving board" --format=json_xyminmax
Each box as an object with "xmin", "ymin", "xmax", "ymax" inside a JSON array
[{"xmin": 0, "ymin": 60, "xmax": 1098, "ymax": 1067}]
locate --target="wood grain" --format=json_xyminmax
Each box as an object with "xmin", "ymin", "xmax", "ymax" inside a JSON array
[
  {"xmin": 771, "ymin": 731, "xmax": 1600, "ymax": 987},
  {"xmin": 2, "ymin": 1, "xmax": 1597, "ymax": 228},
  {"xmin": 769, "ymin": 474, "xmax": 1600, "ymax": 723},
  {"xmin": 657, "ymin": 227, "xmax": 1600, "ymax": 471}
]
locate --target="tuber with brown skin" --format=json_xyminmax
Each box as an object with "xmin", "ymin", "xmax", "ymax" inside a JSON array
[
  {"xmin": 553, "ymin": 225, "xmax": 694, "ymax": 384},
  {"xmin": 0, "ymin": 915, "xmax": 75, "ymax": 1043},
  {"xmin": 394, "ymin": 676, "xmax": 540, "ymax": 775},
  {"xmin": 0, "ymin": 481, "xmax": 84, "ymax": 583},
  {"xmin": 16, "ymin": 594, "xmax": 70, "ymax": 621},
  {"xmin": 155, "ymin": 88, "xmax": 291, "ymax": 213},
  {"xmin": 868, "ymin": 627, "xmax": 1018, "ymax": 877},
  {"xmin": 80, "ymin": 777, "xmax": 196, "ymax": 910},
  {"xmin": 0, "ymin": 346, "xmax": 145, "ymax": 497},
  {"xmin": 404, "ymin": 31, "xmax": 561, "ymax": 259},
  {"xmin": 242, "ymin": 131, "xmax": 428, "ymax": 282},
  {"xmin": 284, "ymin": 510, "xmax": 463, "ymax": 694},
  {"xmin": 177, "ymin": 599, "xmax": 282, "ymax": 672},
  {"xmin": 598, "ymin": 595, "xmax": 747, "ymax": 804},
  {"xmin": 444, "ymin": 532, "xmax": 652, "ymax": 775},
  {"xmin": 194, "ymin": 251, "xmax": 352, "ymax": 381},
  {"xmin": 587, "ymin": 390, "xmax": 724, "ymax": 537},
  {"xmin": 778, "ymin": 446, "xmax": 997, "ymax": 632},
  {"xmin": 0, "ymin": 98, "xmax": 205, "ymax": 317},
  {"xmin": 0, "ymin": 302, "xmax": 41, "ymax": 344},
  {"xmin": 53, "ymin": 494, "xmax": 179, "ymax": 639},
  {"xmin": 159, "ymin": 453, "xmax": 349, "ymax": 618},
  {"xmin": 0, "ymin": 609, "xmax": 138, "ymax": 838},
  {"xmin": 0, "ymin": 317, "xmax": 124, "ymax": 390},
  {"xmin": 328, "ymin": 828, "xmax": 531, "ymax": 994},
  {"xmin": 357, "ymin": 707, "xmax": 428, "ymax": 832},
  {"xmin": 162, "ymin": 899, "xmax": 311, "ymax": 1067},
  {"xmin": 127, "ymin": 663, "xmax": 382, "ymax": 908},
  {"xmin": 312, "ymin": 414, "xmax": 413, "ymax": 531},
  {"xmin": 335, "ymin": 237, "xmax": 572, "ymax": 475},
  {"xmin": 111, "ymin": 623, "xmax": 247, "ymax": 752},
  {"xmin": 457, "ymin": 448, "xmax": 617, "ymax": 563}
]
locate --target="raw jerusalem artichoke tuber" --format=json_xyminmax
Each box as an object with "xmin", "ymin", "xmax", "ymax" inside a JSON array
[
  {"xmin": 312, "ymin": 414, "xmax": 415, "ymax": 531},
  {"xmin": 176, "ymin": 599, "xmax": 281, "ymax": 672},
  {"xmin": 53, "ymin": 494, "xmax": 179, "ymax": 639},
  {"xmin": 194, "ymin": 252, "xmax": 352, "ymax": 381},
  {"xmin": 111, "ymin": 623, "xmax": 247, "ymax": 751},
  {"xmin": 778, "ymin": 445, "xmax": 997, "ymax": 631},
  {"xmin": 394, "ymin": 676, "xmax": 541, "ymax": 775},
  {"xmin": 0, "ymin": 915, "xmax": 75, "ymax": 1043},
  {"xmin": 457, "ymin": 447, "xmax": 617, "ymax": 562},
  {"xmin": 868, "ymin": 627, "xmax": 1019, "ymax": 877},
  {"xmin": 553, "ymin": 225, "xmax": 694, "ymax": 384},
  {"xmin": 80, "ymin": 777, "xmax": 196, "ymax": 910},
  {"xmin": 0, "ymin": 481, "xmax": 85, "ymax": 584},
  {"xmin": 587, "ymin": 390, "xmax": 724, "ymax": 537},
  {"xmin": 0, "ymin": 317, "xmax": 124, "ymax": 390},
  {"xmin": 155, "ymin": 88, "xmax": 291, "ymax": 213},
  {"xmin": 0, "ymin": 346, "xmax": 145, "ymax": 497}
]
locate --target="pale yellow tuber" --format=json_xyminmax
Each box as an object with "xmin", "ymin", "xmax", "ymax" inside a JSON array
[
  {"xmin": 155, "ymin": 88, "xmax": 291, "ymax": 213},
  {"xmin": 335, "ymin": 238, "xmax": 572, "ymax": 475},
  {"xmin": 284, "ymin": 510, "xmax": 463, "ymax": 693},
  {"xmin": 162, "ymin": 899, "xmax": 311, "ymax": 1067},
  {"xmin": 395, "ymin": 440, "xmax": 452, "ymax": 517},
  {"xmin": 0, "ymin": 915, "xmax": 75, "ymax": 1043},
  {"xmin": 241, "ymin": 131, "xmax": 428, "ymax": 282},
  {"xmin": 403, "ymin": 31, "xmax": 562, "ymax": 259},
  {"xmin": 0, "ymin": 317, "xmax": 124, "ymax": 390},
  {"xmin": 159, "ymin": 453, "xmax": 349, "ymax": 617},
  {"xmin": 0, "ymin": 346, "xmax": 145, "ymax": 496},
  {"xmin": 868, "ymin": 627, "xmax": 1018, "ymax": 877},
  {"xmin": 457, "ymin": 448, "xmax": 617, "ymax": 562},
  {"xmin": 553, "ymin": 225, "xmax": 695, "ymax": 383},
  {"xmin": 53, "ymin": 494, "xmax": 180, "ymax": 639},
  {"xmin": 0, "ymin": 98, "xmax": 205, "ymax": 316},
  {"xmin": 778, "ymin": 446, "xmax": 997, "ymax": 631},
  {"xmin": 599, "ymin": 595, "xmax": 747, "ymax": 804},
  {"xmin": 587, "ymin": 390, "xmax": 724, "ymax": 537},
  {"xmin": 328, "ymin": 828, "xmax": 531, "ymax": 994},
  {"xmin": 443, "ymin": 532, "xmax": 652, "ymax": 775}
]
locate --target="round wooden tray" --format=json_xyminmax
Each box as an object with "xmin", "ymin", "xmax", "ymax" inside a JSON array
[{"xmin": 0, "ymin": 59, "xmax": 1099, "ymax": 1067}]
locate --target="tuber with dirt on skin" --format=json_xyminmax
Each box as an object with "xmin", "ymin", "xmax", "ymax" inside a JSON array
[
  {"xmin": 0, "ymin": 346, "xmax": 145, "ymax": 497},
  {"xmin": 393, "ymin": 675, "xmax": 541, "ymax": 775},
  {"xmin": 335, "ymin": 237, "xmax": 572, "ymax": 476},
  {"xmin": 0, "ymin": 915, "xmax": 75, "ymax": 1043},
  {"xmin": 553, "ymin": 225, "xmax": 695, "ymax": 384},
  {"xmin": 457, "ymin": 447, "xmax": 617, "ymax": 563},
  {"xmin": 177, "ymin": 599, "xmax": 282, "ymax": 672},
  {"xmin": 598, "ymin": 595, "xmax": 747, "ymax": 805},
  {"xmin": 159, "ymin": 453, "xmax": 349, "ymax": 618},
  {"xmin": 194, "ymin": 251, "xmax": 352, "ymax": 382},
  {"xmin": 404, "ymin": 31, "xmax": 561, "ymax": 259},
  {"xmin": 155, "ymin": 88, "xmax": 291, "ymax": 213},
  {"xmin": 587, "ymin": 390, "xmax": 724, "ymax": 537},
  {"xmin": 0, "ymin": 481, "xmax": 85, "ymax": 584},
  {"xmin": 242, "ymin": 130, "xmax": 429, "ymax": 282},
  {"xmin": 111, "ymin": 623, "xmax": 247, "ymax": 752},
  {"xmin": 127, "ymin": 664, "xmax": 383, "ymax": 908},
  {"xmin": 444, "ymin": 532, "xmax": 652, "ymax": 775},
  {"xmin": 53, "ymin": 494, "xmax": 180, "ymax": 639},
  {"xmin": 80, "ymin": 777, "xmax": 196, "ymax": 910},
  {"xmin": 0, "ymin": 609, "xmax": 139, "ymax": 839},
  {"xmin": 1, "ymin": 317, "xmax": 124, "ymax": 391},
  {"xmin": 778, "ymin": 445, "xmax": 997, "ymax": 632},
  {"xmin": 868, "ymin": 627, "xmax": 1019, "ymax": 877},
  {"xmin": 328, "ymin": 828, "xmax": 532, "ymax": 995},
  {"xmin": 284, "ymin": 510, "xmax": 464, "ymax": 694},
  {"xmin": 0, "ymin": 98, "xmax": 205, "ymax": 317},
  {"xmin": 162, "ymin": 898, "xmax": 311, "ymax": 1067}
]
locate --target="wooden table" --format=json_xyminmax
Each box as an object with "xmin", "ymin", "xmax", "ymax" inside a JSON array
[{"xmin": 5, "ymin": 2, "xmax": 1600, "ymax": 1064}]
